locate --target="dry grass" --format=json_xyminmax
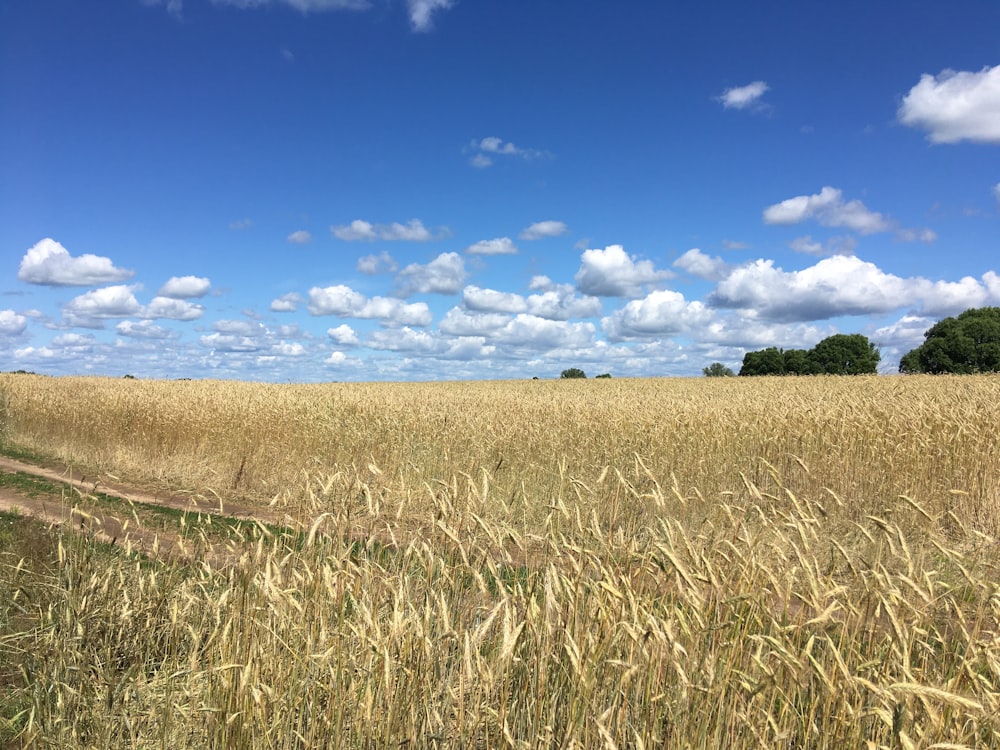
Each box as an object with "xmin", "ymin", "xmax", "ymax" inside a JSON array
[{"xmin": 1, "ymin": 373, "xmax": 999, "ymax": 748}]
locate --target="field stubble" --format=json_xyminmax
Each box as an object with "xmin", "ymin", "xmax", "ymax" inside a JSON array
[{"xmin": 1, "ymin": 373, "xmax": 999, "ymax": 748}]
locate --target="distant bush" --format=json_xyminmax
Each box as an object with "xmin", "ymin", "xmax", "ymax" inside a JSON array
[
  {"xmin": 702, "ymin": 363, "xmax": 734, "ymax": 377},
  {"xmin": 595, "ymin": 373, "xmax": 612, "ymax": 379},
  {"xmin": 560, "ymin": 368, "xmax": 587, "ymax": 379}
]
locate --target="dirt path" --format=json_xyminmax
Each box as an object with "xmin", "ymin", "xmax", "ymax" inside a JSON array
[{"xmin": 0, "ymin": 456, "xmax": 292, "ymax": 563}]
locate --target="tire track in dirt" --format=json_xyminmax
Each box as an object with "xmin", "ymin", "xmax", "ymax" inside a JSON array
[{"xmin": 0, "ymin": 456, "xmax": 293, "ymax": 564}]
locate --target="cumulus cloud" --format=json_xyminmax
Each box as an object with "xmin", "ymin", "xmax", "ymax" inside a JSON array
[
  {"xmin": 395, "ymin": 252, "xmax": 466, "ymax": 296},
  {"xmin": 61, "ymin": 285, "xmax": 204, "ymax": 327},
  {"xmin": 368, "ymin": 327, "xmax": 494, "ymax": 360},
  {"xmin": 465, "ymin": 237, "xmax": 518, "ymax": 255},
  {"xmin": 899, "ymin": 65, "xmax": 1000, "ymax": 144},
  {"xmin": 710, "ymin": 255, "xmax": 1000, "ymax": 322},
  {"xmin": 461, "ymin": 283, "xmax": 600, "ymax": 321},
  {"xmin": 575, "ymin": 245, "xmax": 673, "ymax": 298},
  {"xmin": 357, "ymin": 251, "xmax": 398, "ymax": 274},
  {"xmin": 331, "ymin": 218, "xmax": 440, "ymax": 242},
  {"xmin": 463, "ymin": 286, "xmax": 526, "ymax": 314},
  {"xmin": 672, "ymin": 248, "xmax": 731, "ymax": 280},
  {"xmin": 116, "ymin": 320, "xmax": 172, "ymax": 339},
  {"xmin": 287, "ymin": 230, "xmax": 312, "ymax": 244},
  {"xmin": 307, "ymin": 284, "xmax": 433, "ymax": 326},
  {"xmin": 763, "ymin": 187, "xmax": 893, "ymax": 234},
  {"xmin": 158, "ymin": 275, "xmax": 211, "ymax": 298},
  {"xmin": 519, "ymin": 221, "xmax": 568, "ymax": 240},
  {"xmin": 18, "ymin": 238, "xmax": 134, "ymax": 287},
  {"xmin": 145, "ymin": 297, "xmax": 204, "ymax": 321},
  {"xmin": 718, "ymin": 81, "xmax": 769, "ymax": 110},
  {"xmin": 489, "ymin": 315, "xmax": 596, "ymax": 350},
  {"xmin": 526, "ymin": 285, "xmax": 602, "ymax": 320},
  {"xmin": 602, "ymin": 290, "xmax": 713, "ymax": 341},
  {"xmin": 0, "ymin": 310, "xmax": 27, "ymax": 337},
  {"xmin": 270, "ymin": 293, "xmax": 302, "ymax": 312},
  {"xmin": 63, "ymin": 286, "xmax": 143, "ymax": 325},
  {"xmin": 438, "ymin": 307, "xmax": 512, "ymax": 337},
  {"xmin": 327, "ymin": 324, "xmax": 359, "ymax": 346}
]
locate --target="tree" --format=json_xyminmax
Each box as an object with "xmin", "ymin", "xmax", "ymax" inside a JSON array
[
  {"xmin": 560, "ymin": 368, "xmax": 587, "ymax": 379},
  {"xmin": 782, "ymin": 349, "xmax": 817, "ymax": 375},
  {"xmin": 595, "ymin": 373, "xmax": 612, "ymax": 379},
  {"xmin": 899, "ymin": 307, "xmax": 1000, "ymax": 374},
  {"xmin": 808, "ymin": 334, "xmax": 880, "ymax": 375},
  {"xmin": 702, "ymin": 362, "xmax": 734, "ymax": 377},
  {"xmin": 739, "ymin": 348, "xmax": 785, "ymax": 376}
]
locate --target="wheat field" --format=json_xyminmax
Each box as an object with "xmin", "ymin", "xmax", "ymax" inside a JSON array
[{"xmin": 1, "ymin": 373, "xmax": 999, "ymax": 748}]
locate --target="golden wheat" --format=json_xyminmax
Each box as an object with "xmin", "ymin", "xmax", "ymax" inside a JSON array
[{"xmin": 1, "ymin": 373, "xmax": 999, "ymax": 747}]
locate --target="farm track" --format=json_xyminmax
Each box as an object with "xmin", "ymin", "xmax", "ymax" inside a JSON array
[{"xmin": 0, "ymin": 456, "xmax": 293, "ymax": 564}]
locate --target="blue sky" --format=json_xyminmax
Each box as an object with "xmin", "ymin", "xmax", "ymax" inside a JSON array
[{"xmin": 2, "ymin": 0, "xmax": 998, "ymax": 381}]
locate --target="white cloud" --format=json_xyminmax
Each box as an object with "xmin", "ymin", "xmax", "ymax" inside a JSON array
[
  {"xmin": 407, "ymin": 0, "xmax": 452, "ymax": 31},
  {"xmin": 51, "ymin": 333, "xmax": 94, "ymax": 348},
  {"xmin": 672, "ymin": 248, "xmax": 731, "ymax": 280},
  {"xmin": 519, "ymin": 221, "xmax": 568, "ymax": 240},
  {"xmin": 307, "ymin": 284, "xmax": 433, "ymax": 326},
  {"xmin": 307, "ymin": 285, "xmax": 367, "ymax": 316},
  {"xmin": 327, "ymin": 324, "xmax": 359, "ymax": 346},
  {"xmin": 710, "ymin": 255, "xmax": 1000, "ymax": 322},
  {"xmin": 575, "ymin": 245, "xmax": 673, "ymax": 298},
  {"xmin": 395, "ymin": 252, "xmax": 466, "ymax": 296},
  {"xmin": 213, "ymin": 319, "xmax": 267, "ymax": 336},
  {"xmin": 438, "ymin": 307, "xmax": 511, "ymax": 336},
  {"xmin": 763, "ymin": 187, "xmax": 893, "ymax": 234},
  {"xmin": 270, "ymin": 292, "xmax": 302, "ymax": 312},
  {"xmin": 229, "ymin": 218, "xmax": 253, "ymax": 230},
  {"xmin": 272, "ymin": 341, "xmax": 307, "ymax": 357},
  {"xmin": 490, "ymin": 315, "xmax": 596, "ymax": 350},
  {"xmin": 994, "ymin": 182, "xmax": 1000, "ymax": 207},
  {"xmin": 468, "ymin": 137, "xmax": 551, "ymax": 167},
  {"xmin": 722, "ymin": 239, "xmax": 750, "ymax": 250},
  {"xmin": 331, "ymin": 218, "xmax": 437, "ymax": 242},
  {"xmin": 602, "ymin": 290, "xmax": 713, "ymax": 341},
  {"xmin": 64, "ymin": 286, "xmax": 143, "ymax": 324},
  {"xmin": 899, "ymin": 65, "xmax": 1000, "ymax": 144},
  {"xmin": 145, "ymin": 297, "xmax": 204, "ymax": 321},
  {"xmin": 788, "ymin": 235, "xmax": 857, "ymax": 257},
  {"xmin": 0, "ymin": 310, "xmax": 27, "ymax": 337},
  {"xmin": 718, "ymin": 81, "xmax": 769, "ymax": 110},
  {"xmin": 18, "ymin": 238, "xmax": 135, "ymax": 287},
  {"xmin": 525, "ymin": 285, "xmax": 602, "ymax": 320},
  {"xmin": 287, "ymin": 230, "xmax": 312, "ymax": 244},
  {"xmin": 357, "ymin": 251, "xmax": 398, "ymax": 274},
  {"xmin": 465, "ymin": 237, "xmax": 518, "ymax": 256},
  {"xmin": 368, "ymin": 327, "xmax": 494, "ymax": 360},
  {"xmin": 158, "ymin": 275, "xmax": 211, "ymax": 298},
  {"xmin": 116, "ymin": 320, "xmax": 172, "ymax": 339},
  {"xmin": 463, "ymin": 286, "xmax": 527, "ymax": 314},
  {"xmin": 200, "ymin": 332, "xmax": 264, "ymax": 353}
]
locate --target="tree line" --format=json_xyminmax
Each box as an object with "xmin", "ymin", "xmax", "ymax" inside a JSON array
[{"xmin": 704, "ymin": 307, "xmax": 1000, "ymax": 377}]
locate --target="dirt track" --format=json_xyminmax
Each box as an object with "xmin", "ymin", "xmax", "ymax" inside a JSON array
[{"xmin": 0, "ymin": 456, "xmax": 287, "ymax": 561}]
